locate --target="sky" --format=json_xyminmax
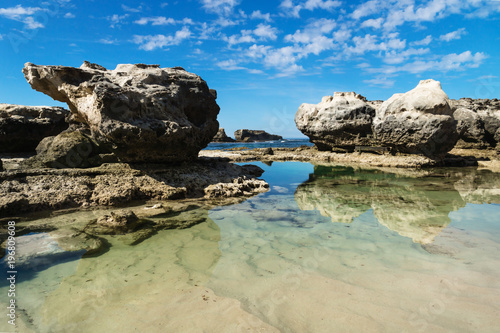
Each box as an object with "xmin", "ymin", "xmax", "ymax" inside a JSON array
[{"xmin": 0, "ymin": 0, "xmax": 499, "ymax": 138}]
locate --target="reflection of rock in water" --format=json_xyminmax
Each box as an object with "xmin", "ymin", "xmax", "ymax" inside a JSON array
[
  {"xmin": 371, "ymin": 184, "xmax": 465, "ymax": 244},
  {"xmin": 295, "ymin": 166, "xmax": 373, "ymax": 223},
  {"xmin": 454, "ymin": 169, "xmax": 500, "ymax": 204},
  {"xmin": 295, "ymin": 165, "xmax": 470, "ymax": 244}
]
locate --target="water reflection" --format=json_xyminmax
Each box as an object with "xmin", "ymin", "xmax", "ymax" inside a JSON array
[
  {"xmin": 1, "ymin": 162, "xmax": 499, "ymax": 332},
  {"xmin": 295, "ymin": 165, "xmax": 500, "ymax": 244}
]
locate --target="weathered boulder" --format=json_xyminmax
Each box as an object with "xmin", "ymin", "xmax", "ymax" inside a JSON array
[
  {"xmin": 373, "ymin": 79, "xmax": 458, "ymax": 157},
  {"xmin": 0, "ymin": 104, "xmax": 68, "ymax": 153},
  {"xmin": 22, "ymin": 129, "xmax": 116, "ymax": 168},
  {"xmin": 212, "ymin": 128, "xmax": 235, "ymax": 142},
  {"xmin": 23, "ymin": 61, "xmax": 220, "ymax": 163},
  {"xmin": 295, "ymin": 92, "xmax": 375, "ymax": 151},
  {"xmin": 451, "ymin": 98, "xmax": 500, "ymax": 149},
  {"xmin": 234, "ymin": 129, "xmax": 282, "ymax": 142}
]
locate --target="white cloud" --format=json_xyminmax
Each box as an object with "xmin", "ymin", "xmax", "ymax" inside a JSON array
[
  {"xmin": 280, "ymin": 0, "xmax": 341, "ymax": 17},
  {"xmin": 135, "ymin": 17, "xmax": 176, "ymax": 25},
  {"xmin": 368, "ymin": 51, "xmax": 487, "ymax": 75},
  {"xmin": 347, "ymin": 34, "xmax": 382, "ymax": 54},
  {"xmin": 285, "ymin": 18, "xmax": 337, "ymax": 44},
  {"xmin": 363, "ymin": 77, "xmax": 395, "ymax": 88},
  {"xmin": 250, "ymin": 10, "xmax": 272, "ymax": 22},
  {"xmin": 0, "ymin": 5, "xmax": 46, "ymax": 30},
  {"xmin": 333, "ymin": 28, "xmax": 351, "ymax": 42},
  {"xmin": 303, "ymin": 0, "xmax": 342, "ymax": 11},
  {"xmin": 383, "ymin": 47, "xmax": 429, "ymax": 64},
  {"xmin": 438, "ymin": 51, "xmax": 486, "ymax": 71},
  {"xmin": 0, "ymin": 5, "xmax": 41, "ymax": 20},
  {"xmin": 351, "ymin": 0, "xmax": 385, "ymax": 20},
  {"xmin": 246, "ymin": 44, "xmax": 272, "ymax": 59},
  {"xmin": 0, "ymin": 34, "xmax": 3, "ymax": 40},
  {"xmin": 133, "ymin": 27, "xmax": 192, "ymax": 51},
  {"xmin": 361, "ymin": 18, "xmax": 383, "ymax": 29},
  {"xmin": 225, "ymin": 30, "xmax": 256, "ymax": 45},
  {"xmin": 107, "ymin": 14, "xmax": 129, "ymax": 28},
  {"xmin": 253, "ymin": 24, "xmax": 278, "ymax": 41},
  {"xmin": 217, "ymin": 59, "xmax": 246, "ymax": 70},
  {"xmin": 64, "ymin": 12, "xmax": 75, "ymax": 19},
  {"xmin": 23, "ymin": 16, "xmax": 44, "ymax": 29},
  {"xmin": 439, "ymin": 28, "xmax": 466, "ymax": 42},
  {"xmin": 122, "ymin": 4, "xmax": 142, "ymax": 13},
  {"xmin": 411, "ymin": 35, "xmax": 433, "ymax": 46},
  {"xmin": 200, "ymin": 0, "xmax": 240, "ymax": 16},
  {"xmin": 99, "ymin": 38, "xmax": 119, "ymax": 45}
]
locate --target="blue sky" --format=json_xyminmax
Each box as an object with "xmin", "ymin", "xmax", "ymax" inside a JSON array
[{"xmin": 0, "ymin": 0, "xmax": 499, "ymax": 138}]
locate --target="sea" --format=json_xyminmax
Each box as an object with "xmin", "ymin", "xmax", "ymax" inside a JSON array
[
  {"xmin": 1, "ymin": 160, "xmax": 500, "ymax": 332},
  {"xmin": 204, "ymin": 138, "xmax": 313, "ymax": 150}
]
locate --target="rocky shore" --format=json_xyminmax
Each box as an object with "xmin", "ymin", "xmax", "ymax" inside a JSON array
[
  {"xmin": 1, "ymin": 63, "xmax": 499, "ymax": 233},
  {"xmin": 200, "ymin": 146, "xmax": 499, "ymax": 169},
  {"xmin": 0, "ymin": 62, "xmax": 271, "ymax": 222}
]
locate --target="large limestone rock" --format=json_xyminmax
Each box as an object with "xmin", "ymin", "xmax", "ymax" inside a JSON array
[
  {"xmin": 373, "ymin": 80, "xmax": 458, "ymax": 157},
  {"xmin": 451, "ymin": 98, "xmax": 500, "ymax": 149},
  {"xmin": 295, "ymin": 92, "xmax": 375, "ymax": 151},
  {"xmin": 22, "ymin": 61, "xmax": 220, "ymax": 163},
  {"xmin": 0, "ymin": 104, "xmax": 68, "ymax": 153},
  {"xmin": 212, "ymin": 128, "xmax": 235, "ymax": 142},
  {"xmin": 234, "ymin": 129, "xmax": 282, "ymax": 142}
]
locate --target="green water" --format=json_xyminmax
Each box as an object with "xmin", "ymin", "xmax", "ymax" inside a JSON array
[{"xmin": 1, "ymin": 162, "xmax": 500, "ymax": 332}]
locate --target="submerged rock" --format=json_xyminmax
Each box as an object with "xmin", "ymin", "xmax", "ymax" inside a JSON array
[
  {"xmin": 451, "ymin": 98, "xmax": 500, "ymax": 150},
  {"xmin": 0, "ymin": 104, "xmax": 68, "ymax": 153},
  {"xmin": 295, "ymin": 92, "xmax": 375, "ymax": 151},
  {"xmin": 234, "ymin": 129, "xmax": 282, "ymax": 142},
  {"xmin": 23, "ymin": 61, "xmax": 220, "ymax": 163},
  {"xmin": 212, "ymin": 128, "xmax": 235, "ymax": 142},
  {"xmin": 96, "ymin": 210, "xmax": 140, "ymax": 232},
  {"xmin": 373, "ymin": 79, "xmax": 458, "ymax": 157}
]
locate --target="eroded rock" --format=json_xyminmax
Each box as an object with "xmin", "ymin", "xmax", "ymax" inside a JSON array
[
  {"xmin": 373, "ymin": 79, "xmax": 458, "ymax": 157},
  {"xmin": 451, "ymin": 98, "xmax": 500, "ymax": 149},
  {"xmin": 0, "ymin": 104, "xmax": 68, "ymax": 153},
  {"xmin": 212, "ymin": 128, "xmax": 235, "ymax": 142},
  {"xmin": 234, "ymin": 129, "xmax": 282, "ymax": 142},
  {"xmin": 295, "ymin": 92, "xmax": 375, "ymax": 151},
  {"xmin": 23, "ymin": 62, "xmax": 220, "ymax": 163}
]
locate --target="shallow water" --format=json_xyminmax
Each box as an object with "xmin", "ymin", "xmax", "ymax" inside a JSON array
[{"xmin": 1, "ymin": 162, "xmax": 500, "ymax": 332}]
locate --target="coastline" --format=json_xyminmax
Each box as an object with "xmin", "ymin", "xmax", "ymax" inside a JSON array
[{"xmin": 200, "ymin": 146, "xmax": 500, "ymax": 171}]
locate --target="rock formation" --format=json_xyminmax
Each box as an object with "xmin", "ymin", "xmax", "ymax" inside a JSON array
[
  {"xmin": 295, "ymin": 92, "xmax": 375, "ymax": 151},
  {"xmin": 0, "ymin": 159, "xmax": 269, "ymax": 215},
  {"xmin": 234, "ymin": 129, "xmax": 282, "ymax": 142},
  {"xmin": 23, "ymin": 61, "xmax": 220, "ymax": 163},
  {"xmin": 295, "ymin": 80, "xmax": 460, "ymax": 157},
  {"xmin": 372, "ymin": 79, "xmax": 458, "ymax": 157},
  {"xmin": 0, "ymin": 104, "xmax": 68, "ymax": 153},
  {"xmin": 212, "ymin": 128, "xmax": 235, "ymax": 142},
  {"xmin": 451, "ymin": 98, "xmax": 500, "ymax": 150}
]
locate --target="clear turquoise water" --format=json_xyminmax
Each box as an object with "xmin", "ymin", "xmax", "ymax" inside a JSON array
[{"xmin": 1, "ymin": 162, "xmax": 500, "ymax": 332}]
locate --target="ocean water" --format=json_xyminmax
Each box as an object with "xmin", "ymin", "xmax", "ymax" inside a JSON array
[
  {"xmin": 1, "ymin": 162, "xmax": 500, "ymax": 332},
  {"xmin": 205, "ymin": 138, "xmax": 313, "ymax": 150}
]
